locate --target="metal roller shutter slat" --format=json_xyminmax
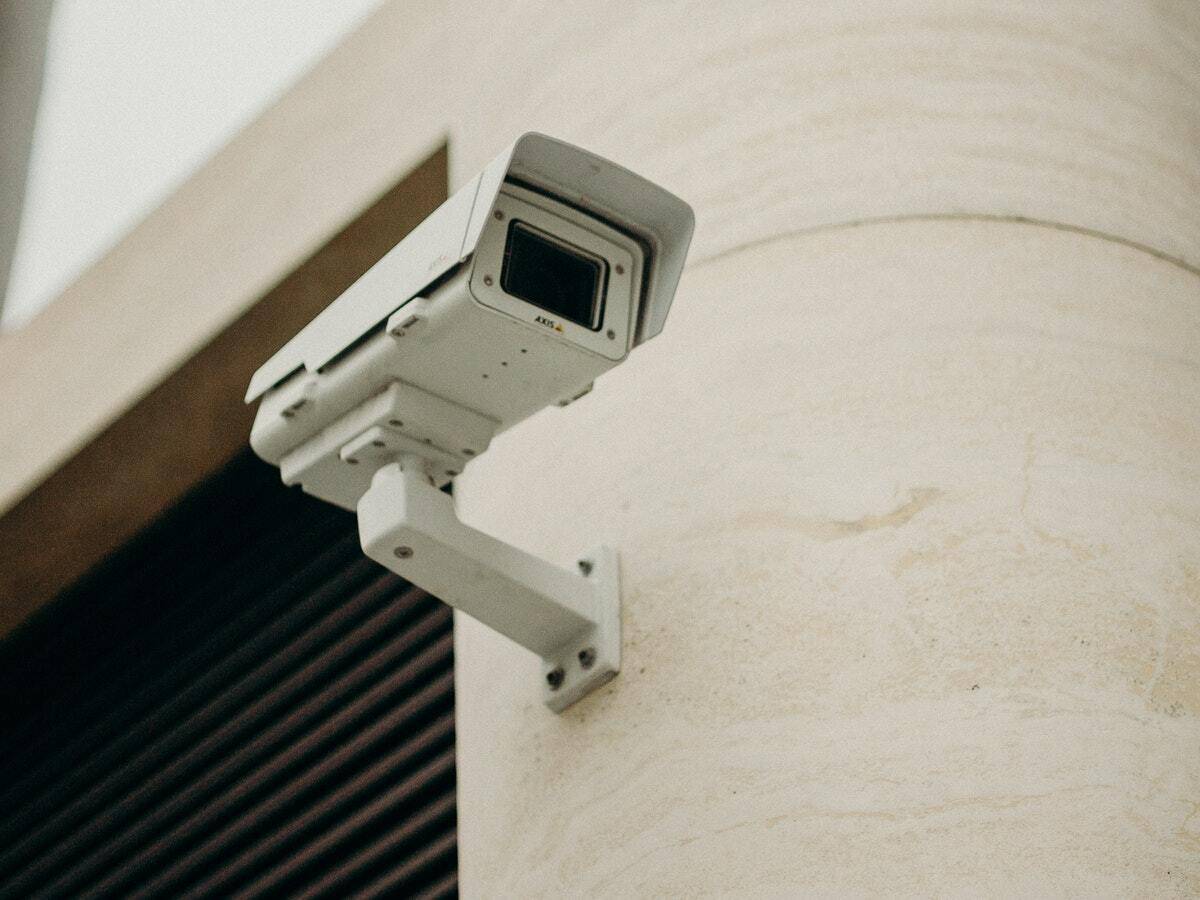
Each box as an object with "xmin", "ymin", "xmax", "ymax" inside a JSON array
[{"xmin": 0, "ymin": 453, "xmax": 457, "ymax": 899}]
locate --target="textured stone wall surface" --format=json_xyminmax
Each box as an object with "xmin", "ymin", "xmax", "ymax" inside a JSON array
[{"xmin": 449, "ymin": 2, "xmax": 1200, "ymax": 896}]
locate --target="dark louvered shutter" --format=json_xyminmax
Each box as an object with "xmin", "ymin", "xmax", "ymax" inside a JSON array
[{"xmin": 0, "ymin": 452, "xmax": 457, "ymax": 898}]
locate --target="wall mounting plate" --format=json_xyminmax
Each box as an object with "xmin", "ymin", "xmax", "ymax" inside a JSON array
[{"xmin": 542, "ymin": 547, "xmax": 620, "ymax": 712}]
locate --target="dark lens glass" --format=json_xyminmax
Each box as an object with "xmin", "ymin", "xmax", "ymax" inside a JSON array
[{"xmin": 501, "ymin": 221, "xmax": 605, "ymax": 329}]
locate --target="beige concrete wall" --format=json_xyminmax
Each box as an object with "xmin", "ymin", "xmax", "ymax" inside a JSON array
[
  {"xmin": 456, "ymin": 222, "xmax": 1200, "ymax": 895},
  {"xmin": 448, "ymin": 1, "xmax": 1200, "ymax": 896}
]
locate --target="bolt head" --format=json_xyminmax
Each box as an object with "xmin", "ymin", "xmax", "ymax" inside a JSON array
[
  {"xmin": 546, "ymin": 667, "xmax": 565, "ymax": 690},
  {"xmin": 577, "ymin": 559, "xmax": 594, "ymax": 576},
  {"xmin": 393, "ymin": 546, "xmax": 413, "ymax": 559},
  {"xmin": 578, "ymin": 647, "xmax": 597, "ymax": 670}
]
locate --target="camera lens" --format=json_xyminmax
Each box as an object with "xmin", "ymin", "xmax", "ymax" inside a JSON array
[{"xmin": 501, "ymin": 221, "xmax": 606, "ymax": 329}]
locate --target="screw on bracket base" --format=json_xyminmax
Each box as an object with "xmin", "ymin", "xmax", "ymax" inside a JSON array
[{"xmin": 540, "ymin": 547, "xmax": 620, "ymax": 713}]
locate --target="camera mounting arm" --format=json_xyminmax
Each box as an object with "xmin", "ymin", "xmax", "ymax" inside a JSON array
[{"xmin": 357, "ymin": 457, "xmax": 620, "ymax": 712}]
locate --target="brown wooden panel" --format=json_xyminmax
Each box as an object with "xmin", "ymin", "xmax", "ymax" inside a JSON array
[{"xmin": 0, "ymin": 146, "xmax": 447, "ymax": 635}]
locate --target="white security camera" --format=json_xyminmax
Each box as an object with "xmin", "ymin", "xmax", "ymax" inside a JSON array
[{"xmin": 246, "ymin": 133, "xmax": 693, "ymax": 711}]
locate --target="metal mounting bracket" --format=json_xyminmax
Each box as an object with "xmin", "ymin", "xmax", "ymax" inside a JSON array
[{"xmin": 357, "ymin": 458, "xmax": 619, "ymax": 712}]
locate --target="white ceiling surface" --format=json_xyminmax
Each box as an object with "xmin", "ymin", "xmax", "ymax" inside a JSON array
[{"xmin": 2, "ymin": 0, "xmax": 387, "ymax": 331}]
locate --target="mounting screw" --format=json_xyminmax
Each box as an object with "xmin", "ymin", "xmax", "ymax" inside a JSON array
[
  {"xmin": 578, "ymin": 647, "xmax": 596, "ymax": 670},
  {"xmin": 606, "ymin": 329, "xmax": 616, "ymax": 340},
  {"xmin": 577, "ymin": 559, "xmax": 594, "ymax": 576},
  {"xmin": 493, "ymin": 209, "xmax": 504, "ymax": 221},
  {"xmin": 483, "ymin": 275, "xmax": 494, "ymax": 286},
  {"xmin": 345, "ymin": 458, "xmax": 359, "ymax": 465},
  {"xmin": 616, "ymin": 264, "xmax": 625, "ymax": 275},
  {"xmin": 388, "ymin": 419, "xmax": 403, "ymax": 427},
  {"xmin": 393, "ymin": 546, "xmax": 413, "ymax": 559},
  {"xmin": 546, "ymin": 667, "xmax": 565, "ymax": 690}
]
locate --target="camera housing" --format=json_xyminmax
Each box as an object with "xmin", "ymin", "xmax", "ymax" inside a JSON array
[
  {"xmin": 246, "ymin": 133, "xmax": 692, "ymax": 711},
  {"xmin": 247, "ymin": 134, "xmax": 692, "ymax": 506}
]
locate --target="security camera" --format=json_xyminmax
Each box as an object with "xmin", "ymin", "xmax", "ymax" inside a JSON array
[{"xmin": 246, "ymin": 133, "xmax": 693, "ymax": 711}]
